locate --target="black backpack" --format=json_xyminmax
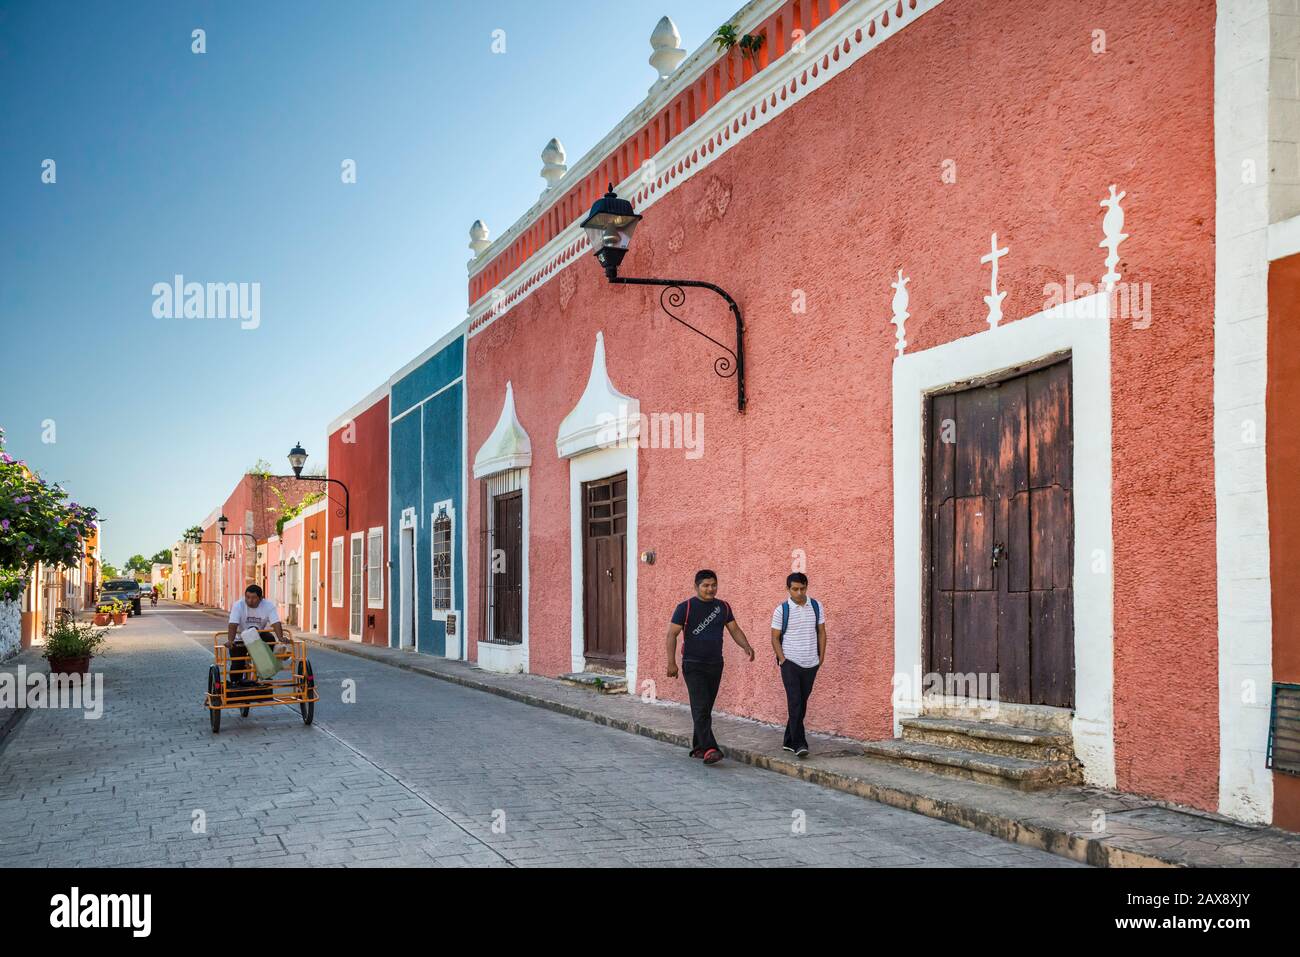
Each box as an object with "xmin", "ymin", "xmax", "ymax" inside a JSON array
[{"xmin": 778, "ymin": 598, "xmax": 821, "ymax": 645}]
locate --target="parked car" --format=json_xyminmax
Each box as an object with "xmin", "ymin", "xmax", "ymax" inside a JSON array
[{"xmin": 99, "ymin": 579, "xmax": 142, "ymax": 616}]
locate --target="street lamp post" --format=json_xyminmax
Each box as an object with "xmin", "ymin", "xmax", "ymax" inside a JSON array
[
  {"xmin": 217, "ymin": 513, "xmax": 258, "ymax": 548},
  {"xmin": 280, "ymin": 443, "xmax": 350, "ymax": 529},
  {"xmin": 580, "ymin": 184, "xmax": 746, "ymax": 412}
]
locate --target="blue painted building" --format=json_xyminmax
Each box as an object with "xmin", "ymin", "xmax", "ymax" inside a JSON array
[{"xmin": 388, "ymin": 324, "xmax": 467, "ymax": 656}]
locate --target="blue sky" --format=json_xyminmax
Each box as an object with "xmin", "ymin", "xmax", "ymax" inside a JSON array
[{"xmin": 0, "ymin": 0, "xmax": 738, "ymax": 567}]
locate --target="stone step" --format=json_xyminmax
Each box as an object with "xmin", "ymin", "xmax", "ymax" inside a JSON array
[
  {"xmin": 861, "ymin": 739, "xmax": 1083, "ymax": 791},
  {"xmin": 558, "ymin": 672, "xmax": 627, "ymax": 694},
  {"xmin": 920, "ymin": 699, "xmax": 1074, "ymax": 734},
  {"xmin": 901, "ymin": 716, "xmax": 1075, "ymax": 762}
]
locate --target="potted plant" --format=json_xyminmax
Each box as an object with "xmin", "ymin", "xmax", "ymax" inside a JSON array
[
  {"xmin": 108, "ymin": 598, "xmax": 128, "ymax": 626},
  {"xmin": 43, "ymin": 620, "xmax": 106, "ymax": 675},
  {"xmin": 93, "ymin": 604, "xmax": 112, "ymax": 626}
]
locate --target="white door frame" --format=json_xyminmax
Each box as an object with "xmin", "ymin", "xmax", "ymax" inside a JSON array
[
  {"xmin": 568, "ymin": 449, "xmax": 637, "ymax": 689},
  {"xmin": 891, "ymin": 291, "xmax": 1115, "ymax": 787}
]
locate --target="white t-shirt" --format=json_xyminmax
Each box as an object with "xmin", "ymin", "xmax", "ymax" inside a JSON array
[
  {"xmin": 771, "ymin": 597, "xmax": 825, "ymax": 668},
  {"xmin": 229, "ymin": 598, "xmax": 281, "ymax": 634}
]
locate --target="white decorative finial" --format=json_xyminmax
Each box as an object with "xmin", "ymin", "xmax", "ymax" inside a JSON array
[
  {"xmin": 541, "ymin": 138, "xmax": 567, "ymax": 191},
  {"xmin": 981, "ymin": 232, "xmax": 1009, "ymax": 330},
  {"xmin": 1099, "ymin": 184, "xmax": 1127, "ymax": 292},
  {"xmin": 649, "ymin": 16, "xmax": 686, "ymax": 90},
  {"xmin": 890, "ymin": 270, "xmax": 910, "ymax": 357},
  {"xmin": 469, "ymin": 220, "xmax": 491, "ymax": 257}
]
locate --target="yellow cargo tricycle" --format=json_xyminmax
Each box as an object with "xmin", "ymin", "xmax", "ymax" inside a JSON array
[{"xmin": 204, "ymin": 630, "xmax": 317, "ymax": 733}]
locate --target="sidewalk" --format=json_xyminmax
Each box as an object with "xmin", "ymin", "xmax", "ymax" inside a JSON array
[{"xmin": 180, "ymin": 603, "xmax": 1300, "ymax": 868}]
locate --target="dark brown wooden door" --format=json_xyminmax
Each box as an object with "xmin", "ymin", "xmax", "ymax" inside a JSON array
[
  {"xmin": 927, "ymin": 359, "xmax": 1074, "ymax": 707},
  {"xmin": 492, "ymin": 491, "xmax": 523, "ymax": 644},
  {"xmin": 582, "ymin": 473, "xmax": 627, "ymax": 664}
]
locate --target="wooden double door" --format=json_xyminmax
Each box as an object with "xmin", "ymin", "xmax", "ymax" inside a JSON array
[
  {"xmin": 582, "ymin": 473, "xmax": 627, "ymax": 665},
  {"xmin": 926, "ymin": 358, "xmax": 1075, "ymax": 708}
]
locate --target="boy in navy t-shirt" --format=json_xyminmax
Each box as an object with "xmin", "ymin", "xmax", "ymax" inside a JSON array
[{"xmin": 666, "ymin": 569, "xmax": 755, "ymax": 764}]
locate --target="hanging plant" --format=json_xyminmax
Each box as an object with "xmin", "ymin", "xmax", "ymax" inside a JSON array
[{"xmin": 270, "ymin": 486, "xmax": 325, "ymax": 537}]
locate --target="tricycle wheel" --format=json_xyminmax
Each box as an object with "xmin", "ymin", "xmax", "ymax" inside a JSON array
[
  {"xmin": 240, "ymin": 706, "xmax": 250, "ymax": 717},
  {"xmin": 207, "ymin": 665, "xmax": 222, "ymax": 733},
  {"xmin": 297, "ymin": 659, "xmax": 315, "ymax": 725}
]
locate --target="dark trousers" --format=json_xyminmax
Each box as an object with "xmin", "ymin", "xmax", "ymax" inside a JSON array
[
  {"xmin": 780, "ymin": 660, "xmax": 819, "ymax": 750},
  {"xmin": 682, "ymin": 659, "xmax": 724, "ymax": 754}
]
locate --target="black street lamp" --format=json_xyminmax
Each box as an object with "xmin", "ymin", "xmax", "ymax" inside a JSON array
[
  {"xmin": 581, "ymin": 184, "xmax": 746, "ymax": 411},
  {"xmin": 219, "ymin": 522, "xmax": 257, "ymax": 549},
  {"xmin": 281, "ymin": 443, "xmax": 350, "ymax": 529}
]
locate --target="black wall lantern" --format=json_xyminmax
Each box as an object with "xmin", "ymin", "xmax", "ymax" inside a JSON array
[
  {"xmin": 581, "ymin": 184, "xmax": 746, "ymax": 411},
  {"xmin": 281, "ymin": 442, "xmax": 350, "ymax": 529},
  {"xmin": 218, "ymin": 512, "xmax": 257, "ymax": 548}
]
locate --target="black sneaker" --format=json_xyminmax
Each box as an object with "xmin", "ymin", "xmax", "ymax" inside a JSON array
[
  {"xmin": 796, "ymin": 746, "xmax": 810, "ymax": 758},
  {"xmin": 782, "ymin": 745, "xmax": 796, "ymax": 753}
]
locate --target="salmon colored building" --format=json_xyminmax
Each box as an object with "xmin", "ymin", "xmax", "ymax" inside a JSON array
[
  {"xmin": 325, "ymin": 388, "xmax": 390, "ymax": 645},
  {"xmin": 278, "ymin": 509, "xmax": 307, "ymax": 631},
  {"xmin": 212, "ymin": 471, "xmax": 311, "ymax": 611},
  {"xmin": 461, "ymin": 0, "xmax": 1298, "ymax": 828}
]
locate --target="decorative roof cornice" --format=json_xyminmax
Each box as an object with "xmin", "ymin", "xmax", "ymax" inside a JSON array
[{"xmin": 467, "ymin": 0, "xmax": 946, "ymax": 338}]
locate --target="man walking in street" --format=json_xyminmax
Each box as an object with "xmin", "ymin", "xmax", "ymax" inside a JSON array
[
  {"xmin": 770, "ymin": 572, "xmax": 826, "ymax": 757},
  {"xmin": 666, "ymin": 569, "xmax": 755, "ymax": 765}
]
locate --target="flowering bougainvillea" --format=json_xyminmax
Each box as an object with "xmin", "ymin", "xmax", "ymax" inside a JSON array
[{"xmin": 0, "ymin": 427, "xmax": 98, "ymax": 602}]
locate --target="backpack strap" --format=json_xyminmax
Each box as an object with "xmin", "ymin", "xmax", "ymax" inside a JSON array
[
  {"xmin": 779, "ymin": 600, "xmax": 790, "ymax": 642},
  {"xmin": 810, "ymin": 597, "xmax": 820, "ymax": 626}
]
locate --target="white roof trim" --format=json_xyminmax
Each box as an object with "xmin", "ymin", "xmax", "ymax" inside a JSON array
[
  {"xmin": 467, "ymin": 0, "xmax": 785, "ymax": 281},
  {"xmin": 473, "ymin": 381, "xmax": 533, "ymax": 479},
  {"xmin": 466, "ymin": 0, "xmax": 946, "ymax": 336},
  {"xmin": 327, "ymin": 383, "xmax": 389, "ymax": 435},
  {"xmin": 1269, "ymin": 212, "xmax": 1300, "ymax": 261},
  {"xmin": 388, "ymin": 318, "xmax": 470, "ymax": 388},
  {"xmin": 556, "ymin": 332, "xmax": 640, "ymax": 460}
]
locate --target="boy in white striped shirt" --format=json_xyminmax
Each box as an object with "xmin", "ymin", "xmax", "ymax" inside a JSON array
[{"xmin": 770, "ymin": 572, "xmax": 826, "ymax": 757}]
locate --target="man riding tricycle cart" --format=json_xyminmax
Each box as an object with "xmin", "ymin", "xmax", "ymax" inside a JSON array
[{"xmin": 204, "ymin": 584, "xmax": 317, "ymax": 732}]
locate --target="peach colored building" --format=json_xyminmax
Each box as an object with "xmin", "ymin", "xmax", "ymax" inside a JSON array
[{"xmin": 460, "ymin": 0, "xmax": 1297, "ymax": 829}]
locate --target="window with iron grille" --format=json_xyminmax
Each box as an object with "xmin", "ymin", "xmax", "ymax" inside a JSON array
[
  {"xmin": 432, "ymin": 506, "xmax": 453, "ymax": 612},
  {"xmin": 331, "ymin": 537, "xmax": 344, "ymax": 607},
  {"xmin": 367, "ymin": 528, "xmax": 384, "ymax": 608},
  {"xmin": 349, "ymin": 535, "xmax": 363, "ymax": 637}
]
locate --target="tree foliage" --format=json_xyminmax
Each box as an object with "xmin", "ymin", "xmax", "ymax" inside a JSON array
[{"xmin": 0, "ymin": 427, "xmax": 98, "ymax": 602}]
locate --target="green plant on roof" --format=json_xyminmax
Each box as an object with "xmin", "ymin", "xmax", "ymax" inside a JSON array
[{"xmin": 714, "ymin": 22, "xmax": 765, "ymax": 63}]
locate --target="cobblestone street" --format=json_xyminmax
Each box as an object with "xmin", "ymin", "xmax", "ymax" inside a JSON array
[{"xmin": 0, "ymin": 607, "xmax": 1081, "ymax": 867}]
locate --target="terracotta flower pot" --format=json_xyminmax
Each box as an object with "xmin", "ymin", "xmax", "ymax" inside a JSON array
[
  {"xmin": 112, "ymin": 612, "xmax": 127, "ymax": 625},
  {"xmin": 47, "ymin": 655, "xmax": 90, "ymax": 675},
  {"xmin": 93, "ymin": 613, "xmax": 110, "ymax": 626}
]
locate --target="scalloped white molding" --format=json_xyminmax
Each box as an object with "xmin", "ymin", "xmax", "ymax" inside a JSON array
[
  {"xmin": 473, "ymin": 381, "xmax": 532, "ymax": 479},
  {"xmin": 556, "ymin": 332, "xmax": 641, "ymax": 459},
  {"xmin": 467, "ymin": 0, "xmax": 948, "ymax": 336}
]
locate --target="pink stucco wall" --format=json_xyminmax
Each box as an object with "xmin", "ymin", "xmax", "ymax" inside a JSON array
[{"xmin": 466, "ymin": 0, "xmax": 1218, "ymax": 810}]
